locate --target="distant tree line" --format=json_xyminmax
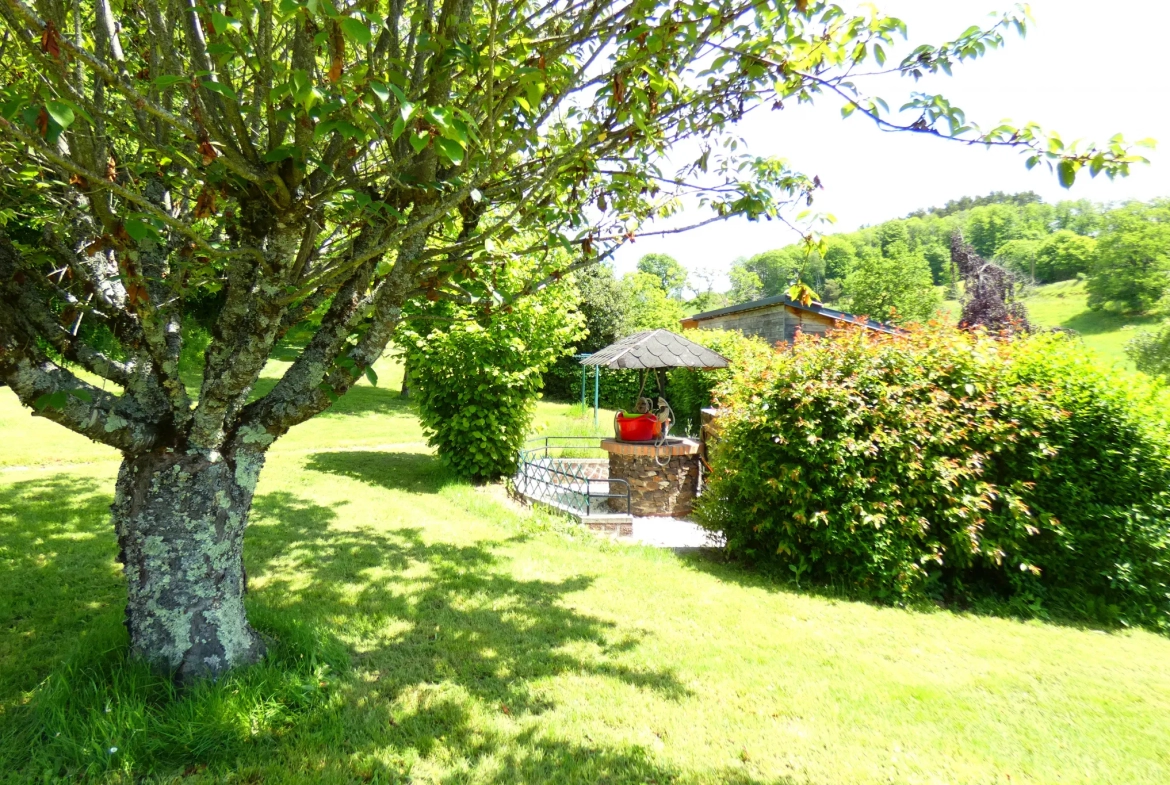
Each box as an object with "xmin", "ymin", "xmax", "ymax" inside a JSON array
[
  {"xmin": 725, "ymin": 193, "xmax": 1170, "ymax": 321},
  {"xmin": 905, "ymin": 190, "xmax": 1043, "ymax": 220}
]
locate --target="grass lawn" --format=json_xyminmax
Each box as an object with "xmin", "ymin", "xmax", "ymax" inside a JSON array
[
  {"xmin": 937, "ymin": 279, "xmax": 1170, "ymax": 372},
  {"xmin": 2, "ymin": 353, "xmax": 1170, "ymax": 783}
]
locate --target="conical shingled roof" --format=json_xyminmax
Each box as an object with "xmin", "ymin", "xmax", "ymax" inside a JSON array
[{"xmin": 580, "ymin": 329, "xmax": 729, "ymax": 370}]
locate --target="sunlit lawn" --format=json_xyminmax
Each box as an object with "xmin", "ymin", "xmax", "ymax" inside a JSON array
[
  {"xmin": 938, "ymin": 279, "xmax": 1170, "ymax": 372},
  {"xmin": 2, "ymin": 352, "xmax": 1170, "ymax": 783}
]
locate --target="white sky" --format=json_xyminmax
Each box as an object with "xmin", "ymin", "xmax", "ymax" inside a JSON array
[{"xmin": 610, "ymin": 0, "xmax": 1170, "ymax": 290}]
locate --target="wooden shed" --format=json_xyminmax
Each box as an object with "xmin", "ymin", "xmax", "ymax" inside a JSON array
[{"xmin": 680, "ymin": 295, "xmax": 896, "ymax": 346}]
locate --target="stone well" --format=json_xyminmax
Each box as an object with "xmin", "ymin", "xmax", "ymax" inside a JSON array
[{"xmin": 599, "ymin": 438, "xmax": 700, "ymax": 517}]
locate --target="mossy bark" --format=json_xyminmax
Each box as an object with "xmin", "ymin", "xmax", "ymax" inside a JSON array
[{"xmin": 112, "ymin": 450, "xmax": 266, "ymax": 680}]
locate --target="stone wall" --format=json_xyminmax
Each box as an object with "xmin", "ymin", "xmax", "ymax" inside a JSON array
[
  {"xmin": 553, "ymin": 457, "xmax": 608, "ymax": 480},
  {"xmin": 608, "ymin": 452, "xmax": 699, "ymax": 517}
]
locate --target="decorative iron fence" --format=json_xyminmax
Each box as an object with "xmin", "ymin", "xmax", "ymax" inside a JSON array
[{"xmin": 515, "ymin": 437, "xmax": 630, "ymax": 517}]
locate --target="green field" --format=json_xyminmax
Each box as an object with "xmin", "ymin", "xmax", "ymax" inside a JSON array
[
  {"xmin": 2, "ymin": 348, "xmax": 1170, "ymax": 783},
  {"xmin": 938, "ymin": 279, "xmax": 1170, "ymax": 372}
]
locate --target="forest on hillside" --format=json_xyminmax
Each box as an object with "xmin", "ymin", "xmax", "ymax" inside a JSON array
[{"xmin": 719, "ymin": 192, "xmax": 1170, "ymax": 323}]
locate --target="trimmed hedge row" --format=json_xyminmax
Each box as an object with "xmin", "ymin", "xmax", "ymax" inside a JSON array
[{"xmin": 696, "ymin": 324, "xmax": 1170, "ymax": 630}]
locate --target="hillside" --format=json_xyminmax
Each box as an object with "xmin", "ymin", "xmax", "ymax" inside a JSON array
[{"xmin": 940, "ymin": 280, "xmax": 1169, "ymax": 371}]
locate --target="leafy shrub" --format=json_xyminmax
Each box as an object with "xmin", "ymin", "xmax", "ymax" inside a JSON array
[
  {"xmin": 402, "ymin": 284, "xmax": 583, "ymax": 482},
  {"xmin": 1126, "ymin": 321, "xmax": 1170, "ymax": 381},
  {"xmin": 696, "ymin": 323, "xmax": 1170, "ymax": 629},
  {"xmin": 664, "ymin": 329, "xmax": 774, "ymax": 434}
]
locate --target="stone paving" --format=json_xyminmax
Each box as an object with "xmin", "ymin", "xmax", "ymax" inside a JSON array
[{"xmin": 623, "ymin": 516, "xmax": 724, "ymax": 549}]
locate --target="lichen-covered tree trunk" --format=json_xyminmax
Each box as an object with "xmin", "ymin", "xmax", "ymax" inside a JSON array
[{"xmin": 111, "ymin": 450, "xmax": 267, "ymax": 680}]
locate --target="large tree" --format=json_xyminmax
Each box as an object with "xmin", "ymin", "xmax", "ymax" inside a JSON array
[
  {"xmin": 0, "ymin": 0, "xmax": 1145, "ymax": 679},
  {"xmin": 636, "ymin": 252, "xmax": 687, "ymax": 299},
  {"xmin": 842, "ymin": 243, "xmax": 938, "ymax": 324},
  {"xmin": 1087, "ymin": 201, "xmax": 1170, "ymax": 313}
]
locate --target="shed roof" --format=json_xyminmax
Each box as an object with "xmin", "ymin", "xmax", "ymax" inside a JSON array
[
  {"xmin": 684, "ymin": 295, "xmax": 898, "ymax": 334},
  {"xmin": 581, "ymin": 329, "xmax": 730, "ymax": 370}
]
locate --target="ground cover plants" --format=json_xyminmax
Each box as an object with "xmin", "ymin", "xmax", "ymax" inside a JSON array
[{"xmin": 697, "ymin": 323, "xmax": 1170, "ymax": 629}]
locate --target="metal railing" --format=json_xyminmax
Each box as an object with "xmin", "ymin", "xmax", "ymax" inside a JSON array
[{"xmin": 515, "ymin": 437, "xmax": 630, "ymax": 517}]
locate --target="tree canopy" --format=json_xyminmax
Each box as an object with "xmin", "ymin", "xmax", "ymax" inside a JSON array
[
  {"xmin": 636, "ymin": 253, "xmax": 688, "ymax": 299},
  {"xmin": 842, "ymin": 241, "xmax": 937, "ymax": 324},
  {"xmin": 725, "ymin": 193, "xmax": 1167, "ymax": 321},
  {"xmin": 1087, "ymin": 201, "xmax": 1170, "ymax": 314}
]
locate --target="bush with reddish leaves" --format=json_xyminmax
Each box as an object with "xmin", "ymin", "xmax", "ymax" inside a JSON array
[{"xmin": 697, "ymin": 323, "xmax": 1170, "ymax": 629}]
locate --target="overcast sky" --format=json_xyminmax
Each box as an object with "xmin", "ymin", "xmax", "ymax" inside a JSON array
[{"xmin": 610, "ymin": 0, "xmax": 1170, "ymax": 290}]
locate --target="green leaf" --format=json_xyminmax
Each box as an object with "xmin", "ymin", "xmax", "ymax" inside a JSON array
[
  {"xmin": 1057, "ymin": 160, "xmax": 1077, "ymax": 189},
  {"xmin": 318, "ymin": 382, "xmax": 340, "ymax": 403},
  {"xmin": 435, "ymin": 137, "xmax": 464, "ymax": 165},
  {"xmin": 262, "ymin": 145, "xmax": 298, "ymax": 162},
  {"xmin": 370, "ymin": 81, "xmax": 391, "ymax": 103},
  {"xmin": 409, "ymin": 132, "xmax": 430, "ymax": 153},
  {"xmin": 364, "ymin": 366, "xmax": 378, "ymax": 386},
  {"xmin": 292, "ymin": 70, "xmax": 322, "ymax": 112},
  {"xmin": 210, "ymin": 11, "xmax": 242, "ymax": 34},
  {"xmin": 445, "ymin": 118, "xmax": 470, "ymax": 145},
  {"xmin": 153, "ymin": 75, "xmax": 187, "ymax": 88},
  {"xmin": 201, "ymin": 80, "xmax": 238, "ymax": 101},
  {"xmin": 340, "ymin": 17, "xmax": 372, "ymax": 45},
  {"xmin": 45, "ymin": 100, "xmax": 75, "ymax": 130},
  {"xmin": 34, "ymin": 391, "xmax": 69, "ymax": 411},
  {"xmin": 123, "ymin": 219, "xmax": 154, "ymax": 241},
  {"xmin": 313, "ymin": 120, "xmax": 339, "ymax": 143}
]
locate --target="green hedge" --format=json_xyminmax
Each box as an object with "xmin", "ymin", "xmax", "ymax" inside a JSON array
[
  {"xmin": 663, "ymin": 329, "xmax": 775, "ymax": 433},
  {"xmin": 696, "ymin": 324, "xmax": 1170, "ymax": 630},
  {"xmin": 542, "ymin": 355, "xmax": 642, "ymax": 412}
]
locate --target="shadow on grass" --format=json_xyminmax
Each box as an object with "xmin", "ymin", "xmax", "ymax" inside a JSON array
[
  {"xmin": 674, "ymin": 541, "xmax": 1142, "ymax": 638},
  {"xmin": 1060, "ymin": 308, "xmax": 1165, "ymax": 336},
  {"xmin": 0, "ymin": 475, "xmax": 122, "ymax": 703},
  {"xmin": 246, "ymin": 487, "xmax": 692, "ymax": 710},
  {"xmin": 0, "ymin": 464, "xmax": 790, "ymax": 783},
  {"xmin": 304, "ymin": 450, "xmax": 449, "ymax": 494},
  {"xmin": 246, "ymin": 375, "xmax": 416, "ymax": 419}
]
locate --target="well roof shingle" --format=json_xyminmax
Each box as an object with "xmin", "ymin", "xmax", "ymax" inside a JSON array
[{"xmin": 580, "ymin": 329, "xmax": 730, "ymax": 370}]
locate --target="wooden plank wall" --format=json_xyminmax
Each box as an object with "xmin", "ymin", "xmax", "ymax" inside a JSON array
[{"xmin": 695, "ymin": 304, "xmax": 837, "ymax": 346}]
